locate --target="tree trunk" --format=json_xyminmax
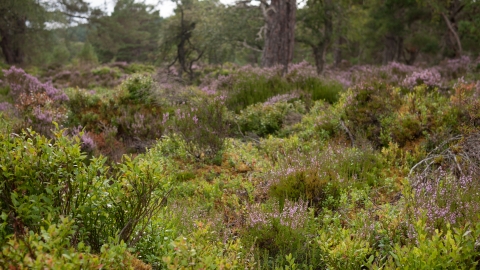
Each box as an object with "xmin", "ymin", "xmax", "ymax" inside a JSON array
[
  {"xmin": 261, "ymin": 0, "xmax": 296, "ymax": 73},
  {"xmin": 312, "ymin": 0, "xmax": 332, "ymax": 75},
  {"xmin": 334, "ymin": 36, "xmax": 345, "ymax": 68},
  {"xmin": 0, "ymin": 18, "xmax": 26, "ymax": 65},
  {"xmin": 382, "ymin": 36, "xmax": 395, "ymax": 64},
  {"xmin": 313, "ymin": 43, "xmax": 327, "ymax": 75}
]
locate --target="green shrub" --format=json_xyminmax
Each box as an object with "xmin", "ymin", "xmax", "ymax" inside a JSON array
[
  {"xmin": 269, "ymin": 145, "xmax": 383, "ymax": 210},
  {"xmin": 380, "ymin": 85, "xmax": 456, "ymax": 147},
  {"xmin": 0, "ymin": 217, "xmax": 142, "ymax": 269},
  {"xmin": 0, "ymin": 128, "xmax": 172, "ymax": 253},
  {"xmin": 91, "ymin": 66, "xmax": 122, "ymax": 78},
  {"xmin": 162, "ymin": 222, "xmax": 255, "ymax": 269},
  {"xmin": 385, "ymin": 220, "xmax": 480, "ymax": 269},
  {"xmin": 219, "ymin": 68, "xmax": 342, "ymax": 112},
  {"xmin": 236, "ymin": 100, "xmax": 305, "ymax": 137},
  {"xmin": 168, "ymin": 94, "xmax": 231, "ymax": 162},
  {"xmin": 124, "ymin": 63, "xmax": 155, "ymax": 74},
  {"xmin": 342, "ymin": 81, "xmax": 402, "ymax": 147},
  {"xmin": 122, "ymin": 73, "xmax": 155, "ymax": 104}
]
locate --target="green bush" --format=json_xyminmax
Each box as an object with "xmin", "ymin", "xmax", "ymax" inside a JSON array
[
  {"xmin": 124, "ymin": 63, "xmax": 155, "ymax": 74},
  {"xmin": 219, "ymin": 69, "xmax": 342, "ymax": 112},
  {"xmin": 342, "ymin": 81, "xmax": 402, "ymax": 147},
  {"xmin": 122, "ymin": 73, "xmax": 155, "ymax": 104},
  {"xmin": 236, "ymin": 100, "xmax": 305, "ymax": 137},
  {"xmin": 269, "ymin": 145, "xmax": 383, "ymax": 209},
  {"xmin": 162, "ymin": 222, "xmax": 255, "ymax": 269},
  {"xmin": 385, "ymin": 220, "xmax": 480, "ymax": 269},
  {"xmin": 168, "ymin": 94, "xmax": 231, "ymax": 162},
  {"xmin": 0, "ymin": 128, "xmax": 172, "ymax": 255},
  {"xmin": 0, "ymin": 217, "xmax": 141, "ymax": 269}
]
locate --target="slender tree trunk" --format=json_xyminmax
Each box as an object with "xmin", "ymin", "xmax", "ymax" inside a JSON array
[
  {"xmin": 334, "ymin": 37, "xmax": 345, "ymax": 68},
  {"xmin": 313, "ymin": 43, "xmax": 327, "ymax": 75},
  {"xmin": 313, "ymin": 0, "xmax": 332, "ymax": 75},
  {"xmin": 261, "ymin": 0, "xmax": 296, "ymax": 73}
]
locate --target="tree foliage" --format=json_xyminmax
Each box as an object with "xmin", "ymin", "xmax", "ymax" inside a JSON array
[{"xmin": 89, "ymin": 0, "xmax": 161, "ymax": 63}]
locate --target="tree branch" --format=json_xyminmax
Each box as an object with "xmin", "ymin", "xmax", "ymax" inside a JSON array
[{"xmin": 441, "ymin": 12, "xmax": 462, "ymax": 56}]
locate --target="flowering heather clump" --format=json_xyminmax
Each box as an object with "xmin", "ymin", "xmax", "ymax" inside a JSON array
[
  {"xmin": 2, "ymin": 66, "xmax": 69, "ymax": 135},
  {"xmin": 0, "ymin": 102, "xmax": 14, "ymax": 112},
  {"xmin": 410, "ymin": 167, "xmax": 480, "ymax": 232},
  {"xmin": 383, "ymin": 61, "xmax": 417, "ymax": 75},
  {"xmin": 3, "ymin": 66, "xmax": 68, "ymax": 102},
  {"xmin": 402, "ymin": 68, "xmax": 442, "ymax": 88},
  {"xmin": 438, "ymin": 55, "xmax": 472, "ymax": 79},
  {"xmin": 247, "ymin": 199, "xmax": 308, "ymax": 229}
]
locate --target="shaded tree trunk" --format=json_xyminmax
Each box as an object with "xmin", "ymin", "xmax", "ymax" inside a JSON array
[
  {"xmin": 334, "ymin": 36, "xmax": 345, "ymax": 68},
  {"xmin": 313, "ymin": 43, "xmax": 328, "ymax": 75},
  {"xmin": 309, "ymin": 0, "xmax": 332, "ymax": 75},
  {"xmin": 382, "ymin": 35, "xmax": 403, "ymax": 64},
  {"xmin": 261, "ymin": 0, "xmax": 296, "ymax": 74},
  {"xmin": 0, "ymin": 18, "xmax": 26, "ymax": 64}
]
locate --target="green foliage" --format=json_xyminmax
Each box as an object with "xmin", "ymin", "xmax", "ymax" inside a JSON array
[
  {"xmin": 237, "ymin": 100, "xmax": 305, "ymax": 137},
  {"xmin": 162, "ymin": 222, "xmax": 255, "ymax": 269},
  {"xmin": 169, "ymin": 94, "xmax": 231, "ymax": 161},
  {"xmin": 269, "ymin": 145, "xmax": 383, "ymax": 210},
  {"xmin": 0, "ymin": 217, "xmax": 137, "ymax": 269},
  {"xmin": 343, "ymin": 81, "xmax": 402, "ymax": 147},
  {"xmin": 89, "ymin": 0, "xmax": 161, "ymax": 63},
  {"xmin": 77, "ymin": 42, "xmax": 99, "ymax": 65},
  {"xmin": 92, "ymin": 66, "xmax": 122, "ymax": 78},
  {"xmin": 124, "ymin": 63, "xmax": 155, "ymax": 74},
  {"xmin": 385, "ymin": 220, "xmax": 480, "ymax": 269},
  {"xmin": 380, "ymin": 85, "xmax": 456, "ymax": 147},
  {"xmin": 0, "ymin": 127, "xmax": 172, "ymax": 265},
  {"xmin": 316, "ymin": 225, "xmax": 373, "ymax": 269},
  {"xmin": 222, "ymin": 69, "xmax": 342, "ymax": 113},
  {"xmin": 121, "ymin": 73, "xmax": 155, "ymax": 104}
]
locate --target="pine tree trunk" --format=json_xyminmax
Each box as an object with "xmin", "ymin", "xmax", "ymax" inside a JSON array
[{"xmin": 261, "ymin": 0, "xmax": 296, "ymax": 72}]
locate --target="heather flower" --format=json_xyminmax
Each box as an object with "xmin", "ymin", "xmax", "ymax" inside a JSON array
[
  {"xmin": 0, "ymin": 102, "xmax": 13, "ymax": 112},
  {"xmin": 402, "ymin": 68, "xmax": 442, "ymax": 88},
  {"xmin": 410, "ymin": 167, "xmax": 480, "ymax": 232},
  {"xmin": 80, "ymin": 132, "xmax": 96, "ymax": 152},
  {"xmin": 247, "ymin": 199, "xmax": 308, "ymax": 229}
]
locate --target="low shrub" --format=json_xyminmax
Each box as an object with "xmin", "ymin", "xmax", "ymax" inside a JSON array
[
  {"xmin": 236, "ymin": 100, "xmax": 305, "ymax": 137},
  {"xmin": 268, "ymin": 144, "xmax": 383, "ymax": 210},
  {"xmin": 0, "ymin": 217, "xmax": 144, "ymax": 269},
  {"xmin": 167, "ymin": 94, "xmax": 231, "ymax": 162},
  {"xmin": 162, "ymin": 222, "xmax": 255, "ymax": 269},
  {"xmin": 122, "ymin": 73, "xmax": 155, "ymax": 104},
  {"xmin": 385, "ymin": 220, "xmax": 480, "ymax": 269}
]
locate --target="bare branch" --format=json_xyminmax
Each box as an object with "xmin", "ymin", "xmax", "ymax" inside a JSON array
[
  {"xmin": 240, "ymin": 40, "xmax": 263, "ymax": 52},
  {"xmin": 441, "ymin": 12, "xmax": 463, "ymax": 56}
]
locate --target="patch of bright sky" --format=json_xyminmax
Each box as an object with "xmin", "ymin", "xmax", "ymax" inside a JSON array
[{"xmin": 85, "ymin": 0, "xmax": 237, "ymax": 18}]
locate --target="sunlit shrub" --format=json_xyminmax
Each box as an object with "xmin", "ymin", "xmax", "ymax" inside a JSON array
[
  {"xmin": 385, "ymin": 220, "xmax": 480, "ymax": 269},
  {"xmin": 162, "ymin": 222, "xmax": 255, "ymax": 269},
  {"xmin": 0, "ymin": 217, "xmax": 144, "ymax": 269}
]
